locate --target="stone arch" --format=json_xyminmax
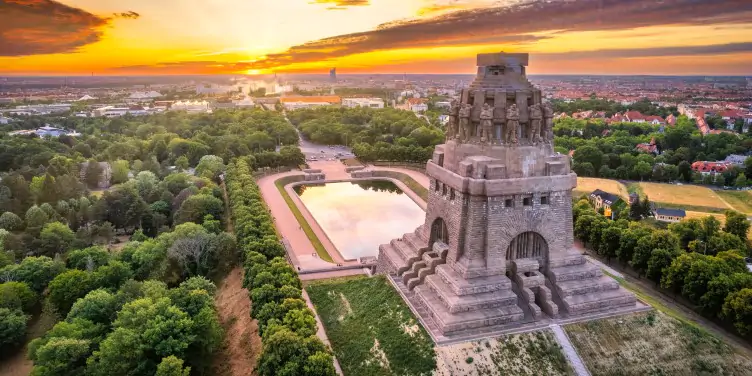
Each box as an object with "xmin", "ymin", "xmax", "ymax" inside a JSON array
[
  {"xmin": 505, "ymin": 231, "xmax": 548, "ymax": 262},
  {"xmin": 430, "ymin": 217, "xmax": 449, "ymax": 247}
]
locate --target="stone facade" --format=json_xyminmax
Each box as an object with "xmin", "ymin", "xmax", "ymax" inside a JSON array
[{"xmin": 376, "ymin": 53, "xmax": 637, "ymax": 339}]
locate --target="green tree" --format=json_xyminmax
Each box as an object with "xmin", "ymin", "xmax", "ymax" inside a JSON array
[
  {"xmin": 92, "ymin": 261, "xmax": 134, "ymax": 291},
  {"xmin": 39, "ymin": 222, "xmax": 75, "ymax": 257},
  {"xmin": 85, "ymin": 160, "xmax": 104, "ymax": 189},
  {"xmin": 28, "ymin": 337, "xmax": 92, "ymax": 376},
  {"xmin": 631, "ymin": 230, "xmax": 679, "ymax": 273},
  {"xmin": 174, "ymin": 194, "xmax": 223, "ymax": 225},
  {"xmin": 734, "ymin": 173, "xmax": 748, "ymax": 188},
  {"xmin": 0, "ymin": 256, "xmax": 65, "ymax": 292},
  {"xmin": 175, "ymin": 156, "xmax": 190, "ymax": 172},
  {"xmin": 634, "ymin": 161, "xmax": 653, "ymax": 181},
  {"xmin": 701, "ymin": 216, "xmax": 721, "ymax": 242},
  {"xmin": 48, "ymin": 269, "xmax": 96, "ymax": 315},
  {"xmin": 156, "ymin": 356, "xmax": 191, "ymax": 376},
  {"xmin": 257, "ymin": 328, "xmax": 335, "ymax": 376},
  {"xmin": 682, "ymin": 256, "xmax": 732, "ymax": 304},
  {"xmin": 0, "ymin": 281, "xmax": 37, "ymax": 313},
  {"xmin": 722, "ymin": 288, "xmax": 752, "ymax": 336},
  {"xmin": 111, "ymin": 160, "xmax": 131, "ymax": 185},
  {"xmin": 67, "ymin": 289, "xmax": 119, "ymax": 325},
  {"xmin": 195, "ymin": 155, "xmax": 226, "ymax": 181},
  {"xmin": 0, "ymin": 212, "xmax": 23, "ymax": 231},
  {"xmin": 700, "ymin": 273, "xmax": 752, "ymax": 317},
  {"xmin": 25, "ymin": 205, "xmax": 50, "ymax": 229},
  {"xmin": 67, "ymin": 246, "xmax": 111, "ymax": 270},
  {"xmin": 646, "ymin": 248, "xmax": 681, "ymax": 284},
  {"xmin": 0, "ymin": 308, "xmax": 28, "ymax": 350},
  {"xmin": 723, "ymin": 210, "xmax": 750, "ymax": 241}
]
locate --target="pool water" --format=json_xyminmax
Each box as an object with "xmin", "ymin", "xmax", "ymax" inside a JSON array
[{"xmin": 293, "ymin": 180, "xmax": 425, "ymax": 260}]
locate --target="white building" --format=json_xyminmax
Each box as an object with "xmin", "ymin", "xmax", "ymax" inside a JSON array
[
  {"xmin": 232, "ymin": 97, "xmax": 255, "ymax": 107},
  {"xmin": 410, "ymin": 103, "xmax": 428, "ymax": 113},
  {"xmin": 434, "ymin": 101, "xmax": 452, "ymax": 109},
  {"xmin": 171, "ymin": 100, "xmax": 211, "ymax": 113},
  {"xmin": 9, "ymin": 103, "xmax": 71, "ymax": 115},
  {"xmin": 196, "ymin": 84, "xmax": 238, "ymax": 95},
  {"xmin": 342, "ymin": 97, "xmax": 384, "ymax": 109},
  {"xmin": 0, "ymin": 116, "xmax": 10, "ymax": 124},
  {"xmin": 93, "ymin": 105, "xmax": 150, "ymax": 117},
  {"xmin": 125, "ymin": 91, "xmax": 162, "ymax": 103}
]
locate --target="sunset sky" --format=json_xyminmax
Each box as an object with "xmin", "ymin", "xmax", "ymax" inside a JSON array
[{"xmin": 1, "ymin": 0, "xmax": 751, "ymax": 75}]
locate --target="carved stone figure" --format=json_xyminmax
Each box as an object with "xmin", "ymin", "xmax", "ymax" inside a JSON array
[
  {"xmin": 542, "ymin": 102, "xmax": 554, "ymax": 142},
  {"xmin": 505, "ymin": 103, "xmax": 519, "ymax": 144},
  {"xmin": 458, "ymin": 103, "xmax": 471, "ymax": 141},
  {"xmin": 479, "ymin": 103, "xmax": 494, "ymax": 142},
  {"xmin": 446, "ymin": 99, "xmax": 459, "ymax": 140},
  {"xmin": 529, "ymin": 103, "xmax": 543, "ymax": 144}
]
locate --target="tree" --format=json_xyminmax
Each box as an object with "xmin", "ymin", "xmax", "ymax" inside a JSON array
[
  {"xmin": 156, "ymin": 356, "xmax": 191, "ymax": 376},
  {"xmin": 0, "ymin": 256, "xmax": 65, "ymax": 292},
  {"xmin": 681, "ymin": 256, "xmax": 732, "ymax": 304},
  {"xmin": 25, "ymin": 205, "xmax": 50, "ymax": 229},
  {"xmin": 66, "ymin": 246, "xmax": 111, "ymax": 270},
  {"xmin": 39, "ymin": 222, "xmax": 75, "ymax": 257},
  {"xmin": 195, "ymin": 155, "xmax": 226, "ymax": 181},
  {"xmin": 646, "ymin": 248, "xmax": 681, "ymax": 284},
  {"xmin": 27, "ymin": 337, "xmax": 92, "ymax": 376},
  {"xmin": 201, "ymin": 214, "xmax": 221, "ymax": 234},
  {"xmin": 0, "ymin": 281, "xmax": 37, "ymax": 313},
  {"xmin": 48, "ymin": 269, "xmax": 96, "ymax": 315},
  {"xmin": 0, "ymin": 308, "xmax": 28, "ymax": 350},
  {"xmin": 700, "ymin": 272, "xmax": 752, "ymax": 316},
  {"xmin": 734, "ymin": 173, "xmax": 748, "ymax": 188},
  {"xmin": 634, "ymin": 161, "xmax": 652, "ymax": 181},
  {"xmin": 92, "ymin": 261, "xmax": 134, "ymax": 290},
  {"xmin": 67, "ymin": 289, "xmax": 119, "ymax": 324},
  {"xmin": 723, "ymin": 210, "xmax": 750, "ymax": 241},
  {"xmin": 257, "ymin": 328, "xmax": 335, "ymax": 376},
  {"xmin": 701, "ymin": 216, "xmax": 720, "ymax": 242},
  {"xmin": 0, "ymin": 212, "xmax": 23, "ymax": 231},
  {"xmin": 111, "ymin": 160, "xmax": 131, "ymax": 185},
  {"xmin": 175, "ymin": 156, "xmax": 190, "ymax": 172},
  {"xmin": 85, "ymin": 160, "xmax": 104, "ymax": 189},
  {"xmin": 631, "ymin": 230, "xmax": 679, "ymax": 273},
  {"xmin": 660, "ymin": 252, "xmax": 703, "ymax": 294},
  {"xmin": 722, "ymin": 288, "xmax": 752, "ymax": 336},
  {"xmin": 174, "ymin": 194, "xmax": 223, "ymax": 225},
  {"xmin": 573, "ymin": 145, "xmax": 604, "ymax": 173}
]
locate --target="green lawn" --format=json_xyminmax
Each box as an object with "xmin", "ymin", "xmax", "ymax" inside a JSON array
[
  {"xmin": 274, "ymin": 176, "xmax": 333, "ymax": 262},
  {"xmin": 566, "ymin": 311, "xmax": 752, "ymax": 376},
  {"xmin": 715, "ymin": 190, "xmax": 752, "ymax": 214},
  {"xmin": 306, "ymin": 276, "xmax": 436, "ymax": 376}
]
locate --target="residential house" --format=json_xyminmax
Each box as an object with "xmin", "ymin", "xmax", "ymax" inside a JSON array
[
  {"xmin": 636, "ymin": 137, "xmax": 659, "ymax": 155},
  {"xmin": 654, "ymin": 208, "xmax": 686, "ymax": 223},
  {"xmin": 342, "ymin": 97, "xmax": 384, "ymax": 108},
  {"xmin": 589, "ymin": 189, "xmax": 623, "ymax": 213},
  {"xmin": 280, "ymin": 95, "xmax": 341, "ymax": 110},
  {"xmin": 691, "ymin": 161, "xmax": 732, "ymax": 174},
  {"xmin": 171, "ymin": 100, "xmax": 211, "ymax": 113},
  {"xmin": 406, "ymin": 98, "xmax": 428, "ymax": 113},
  {"xmin": 724, "ymin": 154, "xmax": 750, "ymax": 166}
]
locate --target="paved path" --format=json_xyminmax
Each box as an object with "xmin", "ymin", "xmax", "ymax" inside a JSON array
[
  {"xmin": 257, "ymin": 171, "xmax": 342, "ymax": 269},
  {"xmin": 301, "ymin": 289, "xmax": 344, "ymax": 375},
  {"xmin": 549, "ymin": 324, "xmax": 591, "ymax": 376}
]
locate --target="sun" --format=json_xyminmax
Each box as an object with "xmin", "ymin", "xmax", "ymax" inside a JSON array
[{"xmin": 246, "ymin": 69, "xmax": 262, "ymax": 75}]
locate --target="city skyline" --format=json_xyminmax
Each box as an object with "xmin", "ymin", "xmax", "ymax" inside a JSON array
[{"xmin": 1, "ymin": 0, "xmax": 752, "ymax": 76}]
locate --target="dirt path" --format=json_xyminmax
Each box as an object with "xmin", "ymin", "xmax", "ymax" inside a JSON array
[
  {"xmin": 0, "ymin": 310, "xmax": 57, "ymax": 376},
  {"xmin": 220, "ymin": 180, "xmax": 234, "ymax": 233},
  {"xmin": 212, "ymin": 267, "xmax": 262, "ymax": 376}
]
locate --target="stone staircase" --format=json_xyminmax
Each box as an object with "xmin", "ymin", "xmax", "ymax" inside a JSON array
[
  {"xmin": 546, "ymin": 255, "xmax": 636, "ymax": 316},
  {"xmin": 378, "ymin": 227, "xmax": 430, "ymax": 276}
]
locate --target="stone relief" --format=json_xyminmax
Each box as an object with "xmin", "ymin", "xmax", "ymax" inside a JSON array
[
  {"xmin": 458, "ymin": 103, "xmax": 471, "ymax": 141},
  {"xmin": 529, "ymin": 103, "xmax": 543, "ymax": 144},
  {"xmin": 479, "ymin": 102, "xmax": 494, "ymax": 142},
  {"xmin": 505, "ymin": 103, "xmax": 520, "ymax": 144},
  {"xmin": 446, "ymin": 99, "xmax": 459, "ymax": 140}
]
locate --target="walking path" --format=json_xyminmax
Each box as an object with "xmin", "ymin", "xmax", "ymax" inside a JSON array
[{"xmin": 549, "ymin": 324, "xmax": 591, "ymax": 376}]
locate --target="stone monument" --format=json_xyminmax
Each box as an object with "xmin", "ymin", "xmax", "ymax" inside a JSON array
[{"xmin": 377, "ymin": 52, "xmax": 638, "ymax": 341}]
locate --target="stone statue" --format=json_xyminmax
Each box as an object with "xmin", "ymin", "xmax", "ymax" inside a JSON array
[
  {"xmin": 446, "ymin": 99, "xmax": 459, "ymax": 140},
  {"xmin": 479, "ymin": 103, "xmax": 494, "ymax": 142},
  {"xmin": 529, "ymin": 103, "xmax": 542, "ymax": 144},
  {"xmin": 505, "ymin": 103, "xmax": 519, "ymax": 144},
  {"xmin": 458, "ymin": 103, "xmax": 471, "ymax": 141},
  {"xmin": 542, "ymin": 102, "xmax": 554, "ymax": 142}
]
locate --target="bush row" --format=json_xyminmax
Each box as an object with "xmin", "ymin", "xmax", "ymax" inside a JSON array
[{"xmin": 226, "ymin": 158, "xmax": 336, "ymax": 376}]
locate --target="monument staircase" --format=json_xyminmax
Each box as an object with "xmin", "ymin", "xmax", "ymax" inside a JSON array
[{"xmin": 545, "ymin": 255, "xmax": 635, "ymax": 316}]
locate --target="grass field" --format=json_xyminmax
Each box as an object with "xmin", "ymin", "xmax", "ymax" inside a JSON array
[
  {"xmin": 274, "ymin": 176, "xmax": 333, "ymax": 262},
  {"xmin": 566, "ymin": 311, "xmax": 752, "ymax": 376},
  {"xmin": 376, "ymin": 171, "xmax": 429, "ymax": 202},
  {"xmin": 637, "ymin": 182, "xmax": 729, "ymax": 210},
  {"xmin": 575, "ymin": 178, "xmax": 629, "ymax": 200},
  {"xmin": 434, "ymin": 330, "xmax": 573, "ymax": 376},
  {"xmin": 715, "ymin": 190, "xmax": 752, "ymax": 214},
  {"xmin": 306, "ymin": 275, "xmax": 436, "ymax": 376}
]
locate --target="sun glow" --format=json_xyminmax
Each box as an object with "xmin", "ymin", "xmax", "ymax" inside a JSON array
[{"xmin": 246, "ymin": 69, "xmax": 262, "ymax": 75}]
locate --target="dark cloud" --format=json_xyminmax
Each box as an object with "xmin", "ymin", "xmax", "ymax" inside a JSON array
[
  {"xmin": 247, "ymin": 0, "xmax": 752, "ymax": 69},
  {"xmin": 540, "ymin": 42, "xmax": 752, "ymax": 60},
  {"xmin": 0, "ymin": 0, "xmax": 137, "ymax": 56},
  {"xmin": 310, "ymin": 0, "xmax": 370, "ymax": 8},
  {"xmin": 115, "ymin": 11, "xmax": 140, "ymax": 19}
]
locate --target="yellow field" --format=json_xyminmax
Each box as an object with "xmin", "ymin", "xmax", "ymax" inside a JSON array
[
  {"xmin": 638, "ymin": 182, "xmax": 729, "ymax": 209},
  {"xmin": 715, "ymin": 190, "xmax": 752, "ymax": 214},
  {"xmin": 575, "ymin": 178, "xmax": 629, "ymax": 200},
  {"xmin": 684, "ymin": 211, "xmax": 752, "ymax": 240}
]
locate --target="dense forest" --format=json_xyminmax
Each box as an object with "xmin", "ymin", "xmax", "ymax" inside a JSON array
[
  {"xmin": 573, "ymin": 199, "xmax": 751, "ymax": 337},
  {"xmin": 0, "ymin": 109, "xmax": 313, "ymax": 374}
]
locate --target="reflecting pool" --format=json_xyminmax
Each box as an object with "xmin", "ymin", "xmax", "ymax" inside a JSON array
[{"xmin": 293, "ymin": 180, "xmax": 425, "ymax": 260}]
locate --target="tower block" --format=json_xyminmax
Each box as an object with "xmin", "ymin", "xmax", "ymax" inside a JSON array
[{"xmin": 376, "ymin": 53, "xmax": 637, "ymax": 339}]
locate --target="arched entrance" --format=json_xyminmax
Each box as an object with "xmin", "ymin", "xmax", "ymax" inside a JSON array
[
  {"xmin": 505, "ymin": 232, "xmax": 547, "ymax": 263},
  {"xmin": 430, "ymin": 218, "xmax": 449, "ymax": 246}
]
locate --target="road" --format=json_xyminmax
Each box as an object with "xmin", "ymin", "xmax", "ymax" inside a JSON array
[{"xmin": 283, "ymin": 111, "xmax": 355, "ymax": 161}]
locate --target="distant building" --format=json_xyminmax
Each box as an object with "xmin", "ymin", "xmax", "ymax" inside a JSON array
[
  {"xmin": 635, "ymin": 137, "xmax": 659, "ymax": 155},
  {"xmin": 329, "ymin": 68, "xmax": 337, "ymax": 82},
  {"xmin": 724, "ymin": 154, "xmax": 749, "ymax": 166},
  {"xmin": 93, "ymin": 105, "xmax": 150, "ymax": 117},
  {"xmin": 125, "ymin": 91, "xmax": 162, "ymax": 103},
  {"xmin": 654, "ymin": 208, "xmax": 686, "ymax": 223},
  {"xmin": 434, "ymin": 101, "xmax": 452, "ymax": 109},
  {"xmin": 691, "ymin": 161, "xmax": 732, "ymax": 175},
  {"xmin": 589, "ymin": 189, "xmax": 623, "ymax": 213},
  {"xmin": 171, "ymin": 100, "xmax": 211, "ymax": 113},
  {"xmin": 342, "ymin": 97, "xmax": 384, "ymax": 109},
  {"xmin": 280, "ymin": 95, "xmax": 340, "ymax": 110},
  {"xmin": 9, "ymin": 125, "xmax": 80, "ymax": 138},
  {"xmin": 8, "ymin": 103, "xmax": 71, "ymax": 115},
  {"xmin": 0, "ymin": 116, "xmax": 10, "ymax": 124}
]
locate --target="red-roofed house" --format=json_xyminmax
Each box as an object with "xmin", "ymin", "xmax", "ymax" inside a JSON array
[
  {"xmin": 636, "ymin": 137, "xmax": 659, "ymax": 155},
  {"xmin": 644, "ymin": 115, "xmax": 665, "ymax": 125},
  {"xmin": 624, "ymin": 111, "xmax": 647, "ymax": 122},
  {"xmin": 666, "ymin": 114, "xmax": 677, "ymax": 126},
  {"xmin": 691, "ymin": 161, "xmax": 732, "ymax": 175}
]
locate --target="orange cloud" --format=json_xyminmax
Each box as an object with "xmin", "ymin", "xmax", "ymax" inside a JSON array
[{"xmin": 0, "ymin": 0, "xmax": 138, "ymax": 56}]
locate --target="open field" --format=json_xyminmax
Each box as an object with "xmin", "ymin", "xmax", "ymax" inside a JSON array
[
  {"xmin": 574, "ymin": 178, "xmax": 629, "ymax": 200},
  {"xmin": 566, "ymin": 311, "xmax": 752, "ymax": 376},
  {"xmin": 306, "ymin": 275, "xmax": 436, "ymax": 376},
  {"xmin": 715, "ymin": 190, "xmax": 752, "ymax": 214},
  {"xmin": 274, "ymin": 175, "xmax": 333, "ymax": 262},
  {"xmin": 434, "ymin": 330, "xmax": 572, "ymax": 376},
  {"xmin": 684, "ymin": 211, "xmax": 752, "ymax": 240},
  {"xmin": 637, "ymin": 182, "xmax": 729, "ymax": 210}
]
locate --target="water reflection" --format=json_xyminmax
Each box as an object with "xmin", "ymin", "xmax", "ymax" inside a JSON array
[{"xmin": 294, "ymin": 181, "xmax": 425, "ymax": 260}]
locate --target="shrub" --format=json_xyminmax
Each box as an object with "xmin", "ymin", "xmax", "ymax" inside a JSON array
[{"xmin": 0, "ymin": 281, "xmax": 37, "ymax": 313}]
